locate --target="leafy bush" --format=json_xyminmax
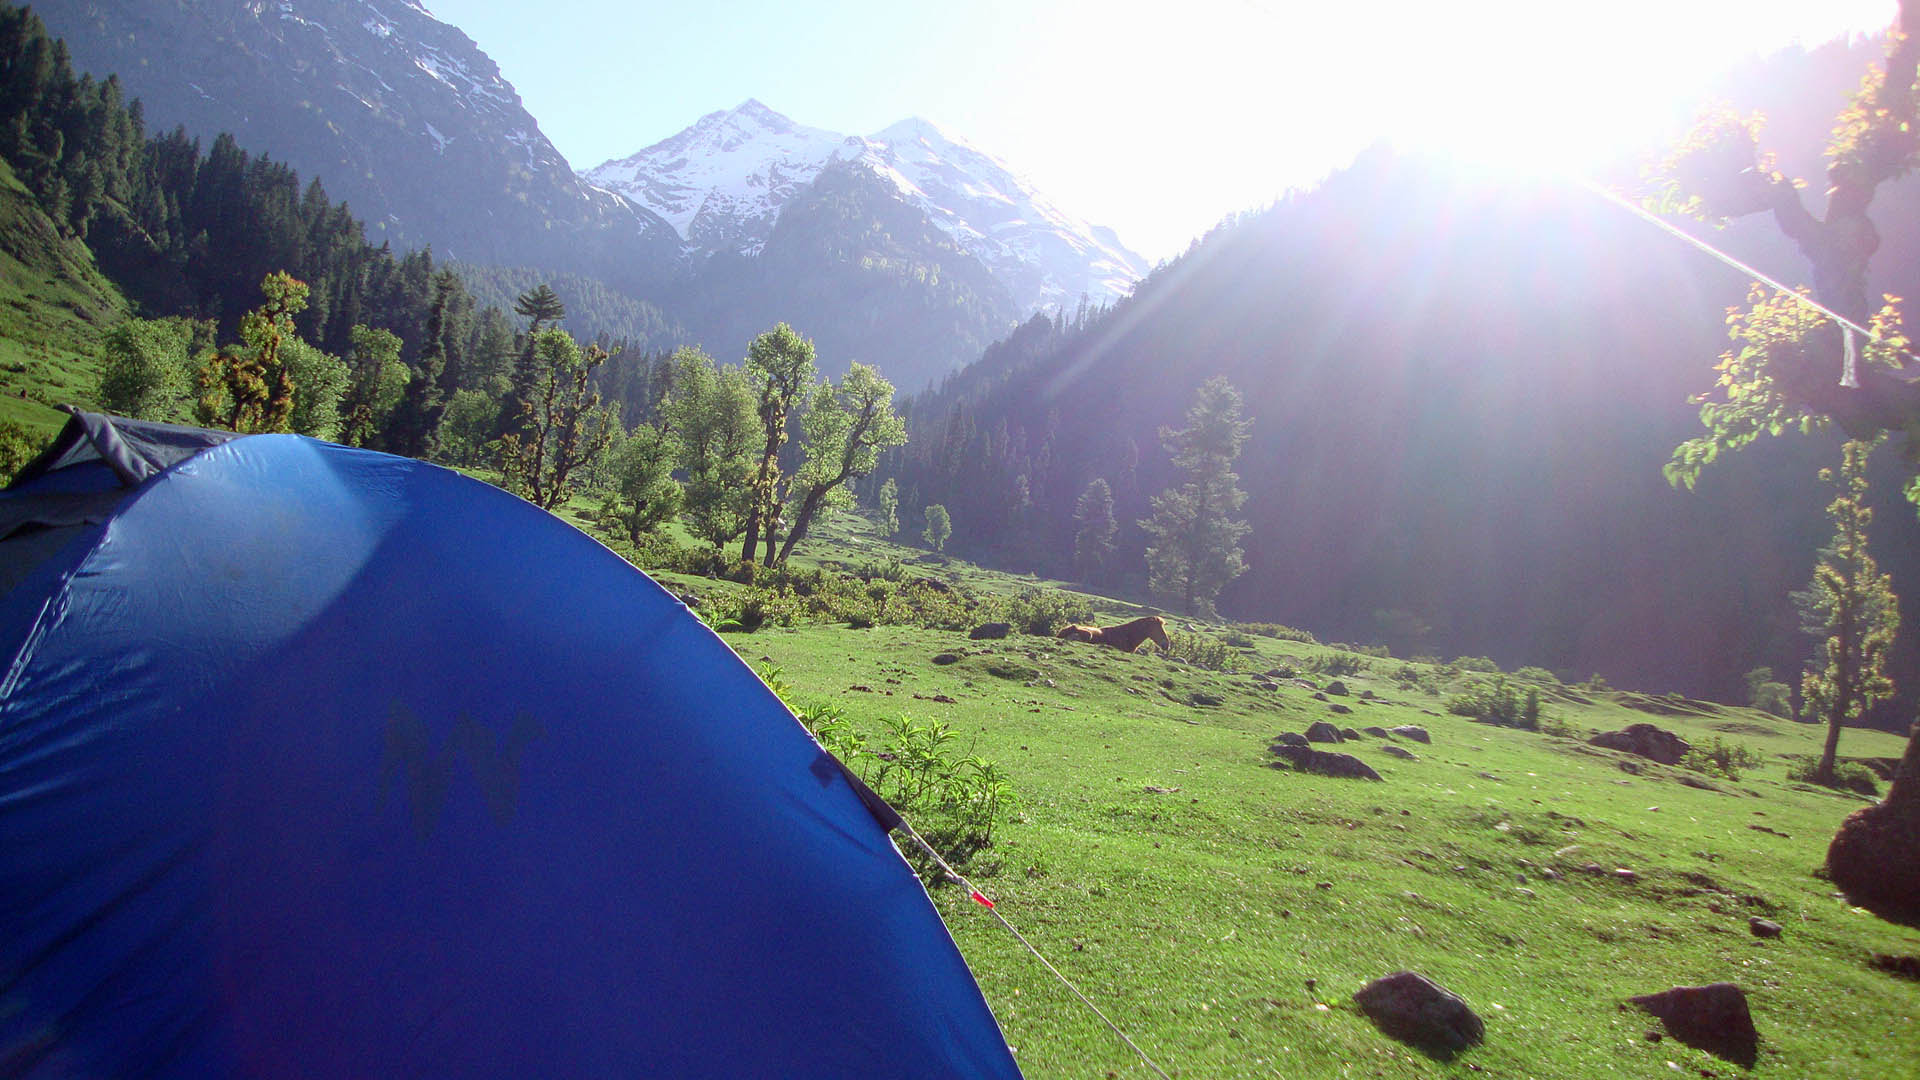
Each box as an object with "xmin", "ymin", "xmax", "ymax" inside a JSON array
[
  {"xmin": 1223, "ymin": 631, "xmax": 1255, "ymax": 648},
  {"xmin": 1513, "ymin": 666, "xmax": 1562, "ymax": 684},
  {"xmin": 857, "ymin": 557, "xmax": 907, "ymax": 582},
  {"xmin": 1680, "ymin": 737, "xmax": 1765, "ymax": 780},
  {"xmin": 982, "ymin": 587, "xmax": 1092, "ymax": 637},
  {"xmin": 1304, "ymin": 653, "xmax": 1369, "ymax": 677},
  {"xmin": 0, "ymin": 421, "xmax": 43, "ymax": 486},
  {"xmin": 1539, "ymin": 714, "xmax": 1583, "ymax": 739},
  {"xmin": 1787, "ymin": 759, "xmax": 1880, "ymax": 796},
  {"xmin": 1450, "ymin": 656, "xmax": 1502, "ymax": 674},
  {"xmin": 1163, "ymin": 629, "xmax": 1235, "ymax": 671},
  {"xmin": 1446, "ymin": 677, "xmax": 1541, "ymax": 730}
]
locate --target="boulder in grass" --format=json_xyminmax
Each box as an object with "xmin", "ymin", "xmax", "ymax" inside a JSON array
[
  {"xmin": 1827, "ymin": 722, "xmax": 1920, "ymax": 926},
  {"xmin": 968, "ymin": 622, "xmax": 1011, "ymax": 640},
  {"xmin": 1270, "ymin": 744, "xmax": 1383, "ymax": 781},
  {"xmin": 1390, "ymin": 725, "xmax": 1431, "ymax": 744},
  {"xmin": 1363, "ymin": 726, "xmax": 1394, "ymax": 739},
  {"xmin": 1353, "ymin": 971, "xmax": 1483, "ymax": 1059},
  {"xmin": 1628, "ymin": 983, "xmax": 1758, "ymax": 1067},
  {"xmin": 1588, "ymin": 723, "xmax": 1691, "ymax": 765},
  {"xmin": 1273, "ymin": 732, "xmax": 1310, "ymax": 747},
  {"xmin": 1305, "ymin": 721, "xmax": 1344, "ymax": 743},
  {"xmin": 1380, "ymin": 745, "xmax": 1418, "ymax": 761}
]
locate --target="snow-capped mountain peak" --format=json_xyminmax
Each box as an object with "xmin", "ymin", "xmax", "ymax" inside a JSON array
[{"xmin": 583, "ymin": 103, "xmax": 1146, "ymax": 311}]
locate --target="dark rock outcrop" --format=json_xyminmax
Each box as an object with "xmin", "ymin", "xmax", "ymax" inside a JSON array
[
  {"xmin": 1588, "ymin": 724, "xmax": 1691, "ymax": 765},
  {"xmin": 968, "ymin": 622, "xmax": 1011, "ymax": 639},
  {"xmin": 1273, "ymin": 732, "xmax": 1310, "ymax": 747},
  {"xmin": 1628, "ymin": 983, "xmax": 1758, "ymax": 1067},
  {"xmin": 1390, "ymin": 725, "xmax": 1431, "ymax": 744},
  {"xmin": 1304, "ymin": 721, "xmax": 1344, "ymax": 743},
  {"xmin": 1828, "ymin": 723, "xmax": 1920, "ymax": 925},
  {"xmin": 1353, "ymin": 971, "xmax": 1483, "ymax": 1059},
  {"xmin": 1270, "ymin": 744, "xmax": 1383, "ymax": 781}
]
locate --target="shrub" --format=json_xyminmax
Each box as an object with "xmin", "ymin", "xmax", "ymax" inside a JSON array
[
  {"xmin": 857, "ymin": 557, "xmax": 907, "ymax": 582},
  {"xmin": 1164, "ymin": 629, "xmax": 1235, "ymax": 671},
  {"xmin": 1750, "ymin": 681, "xmax": 1793, "ymax": 718},
  {"xmin": 0, "ymin": 421, "xmax": 43, "ymax": 486},
  {"xmin": 1446, "ymin": 677, "xmax": 1540, "ymax": 730},
  {"xmin": 1787, "ymin": 759, "xmax": 1880, "ymax": 796},
  {"xmin": 1238, "ymin": 621, "xmax": 1318, "ymax": 643},
  {"xmin": 1513, "ymin": 666, "xmax": 1561, "ymax": 684},
  {"xmin": 1451, "ymin": 656, "xmax": 1502, "ymax": 674},
  {"xmin": 766, "ymin": 672, "xmax": 1016, "ymax": 874},
  {"xmin": 985, "ymin": 587, "xmax": 1092, "ymax": 637},
  {"xmin": 1539, "ymin": 714, "xmax": 1582, "ymax": 739},
  {"xmin": 1223, "ymin": 631, "xmax": 1256, "ymax": 648},
  {"xmin": 1680, "ymin": 737, "xmax": 1765, "ymax": 781},
  {"xmin": 1304, "ymin": 653, "xmax": 1369, "ymax": 677}
]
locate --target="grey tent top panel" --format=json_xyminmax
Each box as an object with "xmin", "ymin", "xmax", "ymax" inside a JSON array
[{"xmin": 9, "ymin": 408, "xmax": 239, "ymax": 491}]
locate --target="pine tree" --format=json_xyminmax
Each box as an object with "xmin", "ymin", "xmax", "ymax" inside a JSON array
[
  {"xmin": 1140, "ymin": 377, "xmax": 1252, "ymax": 617},
  {"xmin": 1795, "ymin": 437, "xmax": 1899, "ymax": 785},
  {"xmin": 877, "ymin": 477, "xmax": 900, "ymax": 538},
  {"xmin": 1073, "ymin": 477, "xmax": 1117, "ymax": 584}
]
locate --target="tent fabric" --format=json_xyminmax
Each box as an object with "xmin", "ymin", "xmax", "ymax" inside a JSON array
[{"xmin": 0, "ymin": 430, "xmax": 1021, "ymax": 1078}]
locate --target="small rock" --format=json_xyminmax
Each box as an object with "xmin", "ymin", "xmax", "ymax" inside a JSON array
[
  {"xmin": 1748, "ymin": 917, "xmax": 1782, "ymax": 939},
  {"xmin": 1477, "ymin": 772, "xmax": 1502, "ymax": 782},
  {"xmin": 1312, "ymin": 691, "xmax": 1329, "ymax": 701},
  {"xmin": 931, "ymin": 653, "xmax": 961, "ymax": 665},
  {"xmin": 968, "ymin": 622, "xmax": 1012, "ymax": 640},
  {"xmin": 1628, "ymin": 983, "xmax": 1758, "ymax": 1067},
  {"xmin": 1316, "ymin": 881, "xmax": 1333, "ymax": 890},
  {"xmin": 1540, "ymin": 868, "xmax": 1561, "ymax": 881},
  {"xmin": 1340, "ymin": 728, "xmax": 1363, "ymax": 740},
  {"xmin": 1304, "ymin": 721, "xmax": 1344, "ymax": 743},
  {"xmin": 1328, "ymin": 703, "xmax": 1353, "ymax": 715},
  {"xmin": 1515, "ymin": 887, "xmax": 1535, "ymax": 898},
  {"xmin": 1325, "ymin": 680, "xmax": 1350, "ymax": 696},
  {"xmin": 1273, "ymin": 732, "xmax": 1311, "ymax": 747},
  {"xmin": 1390, "ymin": 725, "xmax": 1431, "ymax": 744},
  {"xmin": 1614, "ymin": 868, "xmax": 1639, "ymax": 882},
  {"xmin": 1353, "ymin": 971, "xmax": 1485, "ymax": 1059},
  {"xmin": 1379, "ymin": 745, "xmax": 1418, "ymax": 760},
  {"xmin": 1581, "ymin": 863, "xmax": 1605, "ymax": 875},
  {"xmin": 1363, "ymin": 726, "xmax": 1394, "ymax": 738}
]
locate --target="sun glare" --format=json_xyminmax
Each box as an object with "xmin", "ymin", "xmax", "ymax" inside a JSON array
[{"xmin": 1354, "ymin": 1, "xmax": 1896, "ymax": 179}]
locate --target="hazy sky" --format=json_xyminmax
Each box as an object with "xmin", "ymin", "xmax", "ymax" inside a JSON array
[{"xmin": 423, "ymin": 0, "xmax": 1896, "ymax": 262}]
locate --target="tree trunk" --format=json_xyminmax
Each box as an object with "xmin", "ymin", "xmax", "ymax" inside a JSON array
[
  {"xmin": 776, "ymin": 486, "xmax": 829, "ymax": 565},
  {"xmin": 1818, "ymin": 620, "xmax": 1855, "ymax": 785}
]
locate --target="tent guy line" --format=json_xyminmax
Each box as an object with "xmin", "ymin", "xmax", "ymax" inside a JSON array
[{"xmin": 896, "ymin": 820, "xmax": 1177, "ymax": 1080}]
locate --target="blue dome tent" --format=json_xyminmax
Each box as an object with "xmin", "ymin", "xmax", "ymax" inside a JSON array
[{"xmin": 0, "ymin": 411, "xmax": 1022, "ymax": 1078}]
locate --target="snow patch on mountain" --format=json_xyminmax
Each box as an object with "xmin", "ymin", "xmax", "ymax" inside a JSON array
[{"xmin": 584, "ymin": 101, "xmax": 1147, "ymax": 311}]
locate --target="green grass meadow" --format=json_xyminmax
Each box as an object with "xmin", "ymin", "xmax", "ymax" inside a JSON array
[{"xmin": 706, "ymin": 519, "xmax": 1919, "ymax": 1079}]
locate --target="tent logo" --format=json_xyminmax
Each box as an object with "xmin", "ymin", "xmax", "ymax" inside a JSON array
[{"xmin": 380, "ymin": 703, "xmax": 545, "ymax": 838}]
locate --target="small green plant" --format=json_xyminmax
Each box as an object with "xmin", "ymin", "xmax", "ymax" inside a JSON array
[
  {"xmin": 1539, "ymin": 714, "xmax": 1582, "ymax": 739},
  {"xmin": 1446, "ymin": 676, "xmax": 1541, "ymax": 730},
  {"xmin": 1679, "ymin": 737, "xmax": 1765, "ymax": 780}
]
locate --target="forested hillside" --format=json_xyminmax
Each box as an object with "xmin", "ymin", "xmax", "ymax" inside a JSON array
[{"xmin": 878, "ymin": 34, "xmax": 1920, "ymax": 714}]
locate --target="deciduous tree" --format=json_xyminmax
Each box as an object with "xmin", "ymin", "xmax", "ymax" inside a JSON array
[
  {"xmin": 923, "ymin": 503, "xmax": 951, "ymax": 553},
  {"xmin": 661, "ymin": 347, "xmax": 757, "ymax": 546},
  {"xmin": 774, "ymin": 363, "xmax": 908, "ymax": 564},
  {"xmin": 1794, "ymin": 438, "xmax": 1898, "ymax": 785},
  {"xmin": 497, "ymin": 329, "xmax": 619, "ymax": 510},
  {"xmin": 740, "ymin": 324, "xmax": 816, "ymax": 563}
]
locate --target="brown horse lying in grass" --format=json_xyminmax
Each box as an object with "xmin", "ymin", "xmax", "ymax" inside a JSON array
[{"xmin": 1057, "ymin": 615, "xmax": 1170, "ymax": 653}]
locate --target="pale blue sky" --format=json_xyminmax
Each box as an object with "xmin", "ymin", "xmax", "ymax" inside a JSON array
[{"xmin": 424, "ymin": 0, "xmax": 1895, "ymax": 261}]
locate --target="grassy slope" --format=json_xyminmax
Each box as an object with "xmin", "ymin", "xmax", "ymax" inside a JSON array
[
  {"xmin": 0, "ymin": 158, "xmax": 124, "ymax": 436},
  {"xmin": 702, "ymin": 514, "xmax": 1920, "ymax": 1079}
]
